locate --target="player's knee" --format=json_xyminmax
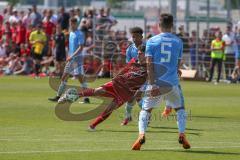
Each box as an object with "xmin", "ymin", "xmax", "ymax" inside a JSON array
[{"xmin": 175, "ymin": 108, "xmax": 187, "ymax": 119}]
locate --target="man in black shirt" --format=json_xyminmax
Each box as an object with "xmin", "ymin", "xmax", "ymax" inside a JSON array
[
  {"xmin": 57, "ymin": 7, "xmax": 70, "ymax": 31},
  {"xmin": 53, "ymin": 24, "xmax": 66, "ymax": 76}
]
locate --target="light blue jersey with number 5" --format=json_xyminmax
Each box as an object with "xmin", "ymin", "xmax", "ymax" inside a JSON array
[{"xmin": 145, "ymin": 32, "xmax": 183, "ymax": 86}]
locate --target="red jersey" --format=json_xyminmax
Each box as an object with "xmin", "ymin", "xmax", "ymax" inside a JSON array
[
  {"xmin": 16, "ymin": 25, "xmax": 26, "ymax": 44},
  {"xmin": 11, "ymin": 27, "xmax": 17, "ymax": 43},
  {"xmin": 112, "ymin": 59, "xmax": 147, "ymax": 103},
  {"xmin": 43, "ymin": 21, "xmax": 55, "ymax": 37},
  {"xmin": 20, "ymin": 48, "xmax": 30, "ymax": 56}
]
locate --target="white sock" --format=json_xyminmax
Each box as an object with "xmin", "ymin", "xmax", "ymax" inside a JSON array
[
  {"xmin": 57, "ymin": 81, "xmax": 66, "ymax": 97},
  {"xmin": 176, "ymin": 109, "xmax": 187, "ymax": 133},
  {"xmin": 139, "ymin": 110, "xmax": 151, "ymax": 135}
]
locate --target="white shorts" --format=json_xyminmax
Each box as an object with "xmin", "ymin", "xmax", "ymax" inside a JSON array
[
  {"xmin": 64, "ymin": 56, "xmax": 84, "ymax": 76},
  {"xmin": 142, "ymin": 85, "xmax": 185, "ymax": 110}
]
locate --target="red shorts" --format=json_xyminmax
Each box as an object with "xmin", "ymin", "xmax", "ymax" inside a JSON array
[{"xmin": 101, "ymin": 82, "xmax": 124, "ymax": 107}]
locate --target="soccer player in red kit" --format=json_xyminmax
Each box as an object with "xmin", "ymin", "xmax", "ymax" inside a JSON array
[{"xmin": 58, "ymin": 45, "xmax": 147, "ymax": 131}]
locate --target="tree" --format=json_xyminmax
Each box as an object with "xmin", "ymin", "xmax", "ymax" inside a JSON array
[
  {"xmin": 6, "ymin": 0, "xmax": 20, "ymax": 6},
  {"xmin": 224, "ymin": 0, "xmax": 240, "ymax": 9},
  {"xmin": 231, "ymin": 0, "xmax": 240, "ymax": 9},
  {"xmin": 107, "ymin": 0, "xmax": 122, "ymax": 8}
]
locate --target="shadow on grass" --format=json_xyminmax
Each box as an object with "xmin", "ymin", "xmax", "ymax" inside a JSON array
[
  {"xmin": 149, "ymin": 126, "xmax": 203, "ymax": 131},
  {"xmin": 143, "ymin": 149, "xmax": 240, "ymax": 155},
  {"xmin": 95, "ymin": 129, "xmax": 201, "ymax": 136},
  {"xmin": 191, "ymin": 115, "xmax": 225, "ymax": 119}
]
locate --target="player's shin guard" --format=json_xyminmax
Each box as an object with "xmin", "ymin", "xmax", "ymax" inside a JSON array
[
  {"xmin": 57, "ymin": 81, "xmax": 67, "ymax": 97},
  {"xmin": 176, "ymin": 109, "xmax": 187, "ymax": 133},
  {"xmin": 139, "ymin": 110, "xmax": 151, "ymax": 135}
]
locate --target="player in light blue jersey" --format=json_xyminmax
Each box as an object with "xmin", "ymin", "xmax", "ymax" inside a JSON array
[
  {"xmin": 121, "ymin": 27, "xmax": 144, "ymax": 126},
  {"xmin": 49, "ymin": 18, "xmax": 89, "ymax": 103},
  {"xmin": 132, "ymin": 13, "xmax": 191, "ymax": 150}
]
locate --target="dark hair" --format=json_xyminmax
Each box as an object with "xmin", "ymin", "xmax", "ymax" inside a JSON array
[
  {"xmin": 138, "ymin": 45, "xmax": 146, "ymax": 53},
  {"xmin": 130, "ymin": 27, "xmax": 143, "ymax": 35},
  {"xmin": 70, "ymin": 17, "xmax": 77, "ymax": 23},
  {"xmin": 159, "ymin": 13, "xmax": 173, "ymax": 29}
]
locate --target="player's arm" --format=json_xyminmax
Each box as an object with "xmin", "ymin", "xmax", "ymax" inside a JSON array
[
  {"xmin": 67, "ymin": 45, "xmax": 83, "ymax": 61},
  {"xmin": 125, "ymin": 45, "xmax": 132, "ymax": 63},
  {"xmin": 146, "ymin": 56, "xmax": 155, "ymax": 85},
  {"xmin": 133, "ymin": 84, "xmax": 145, "ymax": 101}
]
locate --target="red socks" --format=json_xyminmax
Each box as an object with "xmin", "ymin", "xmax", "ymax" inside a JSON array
[
  {"xmin": 79, "ymin": 88, "xmax": 95, "ymax": 97},
  {"xmin": 90, "ymin": 111, "xmax": 112, "ymax": 128}
]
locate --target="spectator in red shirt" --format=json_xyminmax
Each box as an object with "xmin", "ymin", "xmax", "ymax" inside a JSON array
[
  {"xmin": 16, "ymin": 20, "xmax": 26, "ymax": 45},
  {"xmin": 43, "ymin": 15, "xmax": 55, "ymax": 38},
  {"xmin": 11, "ymin": 22, "xmax": 17, "ymax": 43},
  {"xmin": 20, "ymin": 43, "xmax": 30, "ymax": 56}
]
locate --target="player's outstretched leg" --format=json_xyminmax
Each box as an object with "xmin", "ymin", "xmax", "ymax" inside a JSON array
[
  {"xmin": 175, "ymin": 108, "xmax": 191, "ymax": 149},
  {"xmin": 131, "ymin": 109, "xmax": 151, "ymax": 150},
  {"xmin": 89, "ymin": 100, "xmax": 117, "ymax": 131}
]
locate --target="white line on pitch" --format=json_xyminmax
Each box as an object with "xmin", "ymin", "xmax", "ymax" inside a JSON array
[{"xmin": 0, "ymin": 138, "xmax": 240, "ymax": 145}]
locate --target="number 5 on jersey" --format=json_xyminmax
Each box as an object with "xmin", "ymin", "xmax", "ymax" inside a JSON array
[{"xmin": 160, "ymin": 42, "xmax": 172, "ymax": 63}]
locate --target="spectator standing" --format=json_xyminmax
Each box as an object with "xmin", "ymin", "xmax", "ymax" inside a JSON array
[
  {"xmin": 208, "ymin": 31, "xmax": 225, "ymax": 84},
  {"xmin": 22, "ymin": 8, "xmax": 32, "ymax": 27},
  {"xmin": 222, "ymin": 26, "xmax": 236, "ymax": 78},
  {"xmin": 57, "ymin": 7, "xmax": 70, "ymax": 31},
  {"xmin": 29, "ymin": 23, "xmax": 47, "ymax": 77},
  {"xmin": 8, "ymin": 9, "xmax": 19, "ymax": 24},
  {"xmin": 16, "ymin": 20, "xmax": 26, "ymax": 46},
  {"xmin": 53, "ymin": 24, "xmax": 66, "ymax": 76},
  {"xmin": 30, "ymin": 5, "xmax": 42, "ymax": 27},
  {"xmin": 189, "ymin": 30, "xmax": 198, "ymax": 68}
]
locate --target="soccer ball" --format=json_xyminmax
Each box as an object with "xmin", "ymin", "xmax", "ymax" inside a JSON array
[
  {"xmin": 65, "ymin": 88, "xmax": 79, "ymax": 102},
  {"xmin": 58, "ymin": 88, "xmax": 79, "ymax": 103}
]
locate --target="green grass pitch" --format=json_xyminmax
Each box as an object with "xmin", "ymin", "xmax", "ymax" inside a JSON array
[{"xmin": 0, "ymin": 76, "xmax": 240, "ymax": 160}]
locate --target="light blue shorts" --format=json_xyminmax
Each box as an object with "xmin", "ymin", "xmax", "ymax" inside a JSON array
[
  {"xmin": 142, "ymin": 85, "xmax": 185, "ymax": 110},
  {"xmin": 64, "ymin": 56, "xmax": 84, "ymax": 76}
]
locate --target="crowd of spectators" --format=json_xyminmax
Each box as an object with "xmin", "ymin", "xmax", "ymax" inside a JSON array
[
  {"xmin": 170, "ymin": 24, "xmax": 240, "ymax": 82},
  {"xmin": 0, "ymin": 4, "xmax": 127, "ymax": 77},
  {"xmin": 0, "ymin": 4, "xmax": 239, "ymax": 82}
]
